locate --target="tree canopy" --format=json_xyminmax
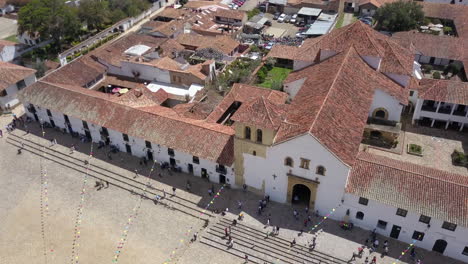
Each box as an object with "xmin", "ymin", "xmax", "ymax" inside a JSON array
[
  {"xmin": 374, "ymin": 1, "xmax": 425, "ymax": 32},
  {"xmin": 18, "ymin": 0, "xmax": 80, "ymax": 46}
]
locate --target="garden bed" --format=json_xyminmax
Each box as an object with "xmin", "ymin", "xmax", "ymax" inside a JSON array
[
  {"xmin": 257, "ymin": 66, "xmax": 291, "ymax": 90},
  {"xmin": 452, "ymin": 150, "xmax": 468, "ymax": 168},
  {"xmin": 407, "ymin": 143, "xmax": 423, "ymax": 156}
]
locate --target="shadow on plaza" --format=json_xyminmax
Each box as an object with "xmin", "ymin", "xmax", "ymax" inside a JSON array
[{"xmin": 6, "ymin": 117, "xmax": 463, "ymax": 264}]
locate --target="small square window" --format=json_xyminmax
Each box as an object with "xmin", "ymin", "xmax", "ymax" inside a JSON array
[
  {"xmin": 299, "ymin": 158, "xmax": 310, "ymax": 169},
  {"xmin": 410, "ymin": 91, "xmax": 414, "ymax": 96},
  {"xmin": 16, "ymin": 80, "xmax": 26, "ymax": 90},
  {"xmin": 412, "ymin": 231, "xmax": 425, "ymax": 241},
  {"xmin": 442, "ymin": 221, "xmax": 457, "ymax": 231},
  {"xmin": 168, "ymin": 148, "xmax": 175, "ymax": 156},
  {"xmin": 193, "ymin": 156, "xmax": 200, "ymax": 164},
  {"xmin": 145, "ymin": 141, "xmax": 152, "ymax": 149},
  {"xmin": 377, "ymin": 220, "xmax": 387, "ymax": 230},
  {"xmin": 462, "ymin": 246, "xmax": 468, "ymax": 256},
  {"xmin": 419, "ymin": 215, "xmax": 431, "ymax": 224},
  {"xmin": 122, "ymin": 134, "xmax": 129, "ymax": 141},
  {"xmin": 396, "ymin": 208, "xmax": 407, "ymax": 217},
  {"xmin": 358, "ymin": 197, "xmax": 369, "ymax": 206}
]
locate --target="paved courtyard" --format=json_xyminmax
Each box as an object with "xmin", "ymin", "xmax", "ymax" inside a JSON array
[
  {"xmin": 0, "ymin": 17, "xmax": 18, "ymax": 40},
  {"xmin": 0, "ymin": 107, "xmax": 465, "ymax": 264}
]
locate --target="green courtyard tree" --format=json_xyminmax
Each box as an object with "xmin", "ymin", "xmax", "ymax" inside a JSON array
[
  {"xmin": 374, "ymin": 1, "xmax": 424, "ymax": 32},
  {"xmin": 78, "ymin": 0, "xmax": 111, "ymax": 30},
  {"xmin": 18, "ymin": 0, "xmax": 80, "ymax": 47}
]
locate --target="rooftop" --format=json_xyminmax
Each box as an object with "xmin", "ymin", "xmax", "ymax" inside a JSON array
[
  {"xmin": 297, "ymin": 7, "xmax": 322, "ymax": 16},
  {"xmin": 414, "ymin": 78, "xmax": 468, "ymax": 106},
  {"xmin": 347, "ymin": 151, "xmax": 468, "ymax": 227},
  {"xmin": 0, "ymin": 62, "xmax": 36, "ymax": 91}
]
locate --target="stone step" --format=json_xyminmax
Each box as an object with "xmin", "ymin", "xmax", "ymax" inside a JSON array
[{"xmin": 200, "ymin": 236, "xmax": 265, "ymax": 264}]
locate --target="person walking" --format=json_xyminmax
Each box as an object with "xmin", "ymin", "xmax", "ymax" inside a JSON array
[
  {"xmin": 0, "ymin": 129, "xmax": 3, "ymax": 138},
  {"xmin": 242, "ymin": 184, "xmax": 247, "ymax": 192},
  {"xmin": 163, "ymin": 189, "xmax": 166, "ymax": 198},
  {"xmin": 266, "ymin": 218, "xmax": 270, "ymax": 227},
  {"xmin": 224, "ymin": 227, "xmax": 229, "ymax": 237},
  {"xmin": 305, "ymin": 206, "xmax": 309, "ymax": 214},
  {"xmin": 133, "ymin": 169, "xmax": 138, "ymax": 179},
  {"xmin": 172, "ymin": 187, "xmax": 176, "ymax": 196},
  {"xmin": 371, "ymin": 256, "xmax": 377, "ymax": 264},
  {"xmin": 383, "ymin": 245, "xmax": 388, "ymax": 256},
  {"xmin": 276, "ymin": 226, "xmax": 280, "ymax": 235},
  {"xmin": 290, "ymin": 238, "xmax": 296, "ymax": 247},
  {"xmin": 350, "ymin": 252, "xmax": 357, "ymax": 261},
  {"xmin": 364, "ymin": 257, "xmax": 369, "ymax": 264},
  {"xmin": 208, "ymin": 188, "xmax": 213, "ymax": 196},
  {"xmin": 373, "ymin": 239, "xmax": 379, "ymax": 249},
  {"xmin": 304, "ymin": 219, "xmax": 308, "ymax": 227},
  {"xmin": 105, "ymin": 181, "xmax": 110, "ymax": 188},
  {"xmin": 70, "ymin": 145, "xmax": 75, "ymax": 154},
  {"xmin": 244, "ymin": 254, "xmax": 249, "ymax": 263},
  {"xmin": 186, "ymin": 180, "xmax": 191, "ymax": 191},
  {"xmin": 237, "ymin": 200, "xmax": 242, "ymax": 209},
  {"xmin": 293, "ymin": 210, "xmax": 298, "ymax": 220}
]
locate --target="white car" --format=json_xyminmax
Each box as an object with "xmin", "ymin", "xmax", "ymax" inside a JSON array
[
  {"xmin": 277, "ymin": 13, "xmax": 286, "ymax": 23},
  {"xmin": 290, "ymin": 14, "xmax": 298, "ymax": 24}
]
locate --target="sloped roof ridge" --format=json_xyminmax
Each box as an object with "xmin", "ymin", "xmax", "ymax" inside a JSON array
[
  {"xmin": 309, "ymin": 47, "xmax": 354, "ymax": 130},
  {"xmin": 331, "ymin": 22, "xmax": 384, "ymax": 56},
  {"xmin": 358, "ymin": 152, "xmax": 468, "ymax": 187},
  {"xmin": 384, "ymin": 39, "xmax": 407, "ymax": 71},
  {"xmin": 40, "ymin": 81, "xmax": 232, "ymax": 135}
]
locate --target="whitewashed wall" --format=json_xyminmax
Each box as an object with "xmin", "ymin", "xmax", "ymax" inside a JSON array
[
  {"xmin": 0, "ymin": 45, "xmax": 16, "ymax": 62},
  {"xmin": 242, "ymin": 133, "xmax": 350, "ymax": 216},
  {"xmin": 118, "ymin": 61, "xmax": 172, "ymax": 83},
  {"xmin": 369, "ymin": 89, "xmax": 403, "ymax": 122},
  {"xmin": 342, "ymin": 193, "xmax": 468, "ymax": 263},
  {"xmin": 0, "ymin": 74, "xmax": 36, "ymax": 109}
]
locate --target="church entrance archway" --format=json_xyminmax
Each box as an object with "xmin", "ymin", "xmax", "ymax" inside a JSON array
[{"xmin": 291, "ymin": 184, "xmax": 311, "ymax": 205}]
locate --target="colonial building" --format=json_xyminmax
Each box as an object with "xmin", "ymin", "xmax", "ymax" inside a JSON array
[
  {"xmin": 0, "ymin": 61, "xmax": 36, "ymax": 111},
  {"xmin": 17, "ymin": 20, "xmax": 468, "ymax": 262}
]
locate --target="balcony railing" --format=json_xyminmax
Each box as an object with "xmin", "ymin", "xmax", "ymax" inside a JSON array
[
  {"xmin": 453, "ymin": 110, "xmax": 467, "ymax": 117},
  {"xmin": 438, "ymin": 107, "xmax": 452, "ymax": 114},
  {"xmin": 421, "ymin": 105, "xmax": 437, "ymax": 112}
]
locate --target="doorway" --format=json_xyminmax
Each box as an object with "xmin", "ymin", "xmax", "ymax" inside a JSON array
[
  {"xmin": 219, "ymin": 174, "xmax": 226, "ymax": 184},
  {"xmin": 170, "ymin": 158, "xmax": 176, "ymax": 167},
  {"xmin": 84, "ymin": 130, "xmax": 91, "ymax": 139},
  {"xmin": 201, "ymin": 168, "xmax": 208, "ymax": 179},
  {"xmin": 147, "ymin": 150, "xmax": 153, "ymax": 161},
  {"xmin": 188, "ymin": 164, "xmax": 193, "ymax": 174},
  {"xmin": 291, "ymin": 184, "xmax": 311, "ymax": 205},
  {"xmin": 390, "ymin": 225, "xmax": 401, "ymax": 239},
  {"xmin": 33, "ymin": 113, "xmax": 39, "ymax": 121},
  {"xmin": 125, "ymin": 144, "xmax": 132, "ymax": 154},
  {"xmin": 50, "ymin": 119, "xmax": 56, "ymax": 128},
  {"xmin": 432, "ymin": 239, "xmax": 447, "ymax": 254}
]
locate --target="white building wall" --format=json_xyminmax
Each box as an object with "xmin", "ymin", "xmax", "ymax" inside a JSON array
[
  {"xmin": 343, "ymin": 193, "xmax": 468, "ymax": 263},
  {"xmin": 0, "ymin": 45, "xmax": 17, "ymax": 62},
  {"xmin": 283, "ymin": 78, "xmax": 305, "ymax": 99},
  {"xmin": 242, "ymin": 134, "xmax": 350, "ymax": 217},
  {"xmin": 369, "ymin": 89, "xmax": 403, "ymax": 122},
  {"xmin": 118, "ymin": 61, "xmax": 171, "ymax": 83},
  {"xmin": 0, "ymin": 74, "xmax": 36, "ymax": 109}
]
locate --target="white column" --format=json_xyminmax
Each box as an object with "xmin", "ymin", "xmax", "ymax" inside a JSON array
[
  {"xmin": 460, "ymin": 123, "xmax": 465, "ymax": 132},
  {"xmin": 435, "ymin": 101, "xmax": 442, "ymax": 113},
  {"xmin": 431, "ymin": 119, "xmax": 435, "ymax": 127},
  {"xmin": 450, "ymin": 104, "xmax": 456, "ymax": 116},
  {"xmin": 445, "ymin": 121, "xmax": 450, "ymax": 130}
]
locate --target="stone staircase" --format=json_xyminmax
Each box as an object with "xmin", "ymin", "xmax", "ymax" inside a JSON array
[{"xmin": 200, "ymin": 217, "xmax": 349, "ymax": 264}]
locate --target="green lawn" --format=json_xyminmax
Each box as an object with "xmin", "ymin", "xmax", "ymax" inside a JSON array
[
  {"xmin": 258, "ymin": 67, "xmax": 292, "ymax": 90},
  {"xmin": 335, "ymin": 13, "xmax": 345, "ymax": 29},
  {"xmin": 3, "ymin": 35, "xmax": 19, "ymax": 43}
]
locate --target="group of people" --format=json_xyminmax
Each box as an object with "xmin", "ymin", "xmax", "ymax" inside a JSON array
[{"xmin": 94, "ymin": 179, "xmax": 109, "ymax": 191}]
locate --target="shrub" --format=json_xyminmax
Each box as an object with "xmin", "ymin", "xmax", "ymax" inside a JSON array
[
  {"xmin": 408, "ymin": 144, "xmax": 422, "ymax": 154},
  {"xmin": 250, "ymin": 45, "xmax": 260, "ymax": 53},
  {"xmin": 433, "ymin": 71, "xmax": 441, "ymax": 79},
  {"xmin": 443, "ymin": 26, "xmax": 453, "ymax": 34},
  {"xmin": 431, "ymin": 18, "xmax": 441, "ymax": 25},
  {"xmin": 422, "ymin": 64, "xmax": 432, "ymax": 73},
  {"xmin": 445, "ymin": 63, "xmax": 462, "ymax": 76},
  {"xmin": 247, "ymin": 8, "xmax": 260, "ymax": 20},
  {"xmin": 452, "ymin": 150, "xmax": 468, "ymax": 167}
]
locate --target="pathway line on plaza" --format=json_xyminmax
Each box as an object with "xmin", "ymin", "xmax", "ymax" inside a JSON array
[
  {"xmin": 112, "ymin": 160, "xmax": 158, "ymax": 263},
  {"xmin": 38, "ymin": 119, "xmax": 51, "ymax": 264},
  {"xmin": 162, "ymin": 184, "xmax": 226, "ymax": 264},
  {"xmin": 69, "ymin": 141, "xmax": 95, "ymax": 264}
]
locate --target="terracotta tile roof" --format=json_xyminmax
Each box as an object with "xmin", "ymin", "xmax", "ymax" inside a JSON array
[
  {"xmin": 391, "ymin": 31, "xmax": 465, "ymax": 61},
  {"xmin": 184, "ymin": 0, "xmax": 229, "ymax": 9},
  {"xmin": 231, "ymin": 96, "xmax": 286, "ymax": 130},
  {"xmin": 152, "ymin": 19, "xmax": 186, "ymax": 36},
  {"xmin": 347, "ymin": 151, "xmax": 468, "ymax": 227},
  {"xmin": 141, "ymin": 20, "xmax": 168, "ymax": 30},
  {"xmin": 157, "ymin": 8, "xmax": 190, "ymax": 19},
  {"xmin": 18, "ymin": 81, "xmax": 235, "ymax": 165},
  {"xmin": 415, "ymin": 78, "xmax": 468, "ymax": 106},
  {"xmin": 148, "ymin": 56, "xmax": 183, "ymax": 71},
  {"xmin": 267, "ymin": 45, "xmax": 302, "ymax": 61},
  {"xmin": 42, "ymin": 56, "xmax": 106, "ymax": 87},
  {"xmin": 177, "ymin": 33, "xmax": 239, "ymax": 54},
  {"xmin": 207, "ymin": 83, "xmax": 288, "ymax": 123},
  {"xmin": 269, "ymin": 21, "xmax": 414, "ymax": 75},
  {"xmin": 0, "ymin": 62, "xmax": 36, "ymax": 91},
  {"xmin": 276, "ymin": 47, "xmax": 408, "ymax": 165},
  {"xmin": 213, "ymin": 8, "xmax": 246, "ymax": 21},
  {"xmin": 91, "ymin": 33, "xmax": 167, "ymax": 67},
  {"xmin": 115, "ymin": 85, "xmax": 168, "ymax": 107},
  {"xmin": 158, "ymin": 38, "xmax": 185, "ymax": 58},
  {"xmin": 357, "ymin": 0, "xmax": 402, "ymax": 8}
]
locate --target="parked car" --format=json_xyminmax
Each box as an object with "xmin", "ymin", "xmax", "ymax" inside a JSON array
[
  {"xmin": 295, "ymin": 32, "xmax": 307, "ymax": 38},
  {"xmin": 295, "ymin": 18, "xmax": 305, "ymax": 27},
  {"xmin": 284, "ymin": 15, "xmax": 292, "ymax": 23},
  {"xmin": 265, "ymin": 42, "xmax": 274, "ymax": 50},
  {"xmin": 290, "ymin": 14, "xmax": 298, "ymax": 24},
  {"xmin": 273, "ymin": 12, "xmax": 281, "ymax": 20},
  {"xmin": 360, "ymin": 17, "xmax": 372, "ymax": 25},
  {"xmin": 277, "ymin": 13, "xmax": 286, "ymax": 23}
]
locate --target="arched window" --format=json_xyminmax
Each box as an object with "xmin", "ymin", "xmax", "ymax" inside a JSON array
[
  {"xmin": 256, "ymin": 129, "xmax": 263, "ymax": 143},
  {"xmin": 285, "ymin": 157, "xmax": 293, "ymax": 167},
  {"xmin": 316, "ymin": 166, "xmax": 326, "ymax": 175},
  {"xmin": 375, "ymin": 110, "xmax": 386, "ymax": 118},
  {"xmin": 373, "ymin": 108, "xmax": 388, "ymax": 120},
  {"xmin": 245, "ymin": 126, "xmax": 251, "ymax": 140},
  {"xmin": 356, "ymin": 211, "xmax": 364, "ymax": 220}
]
